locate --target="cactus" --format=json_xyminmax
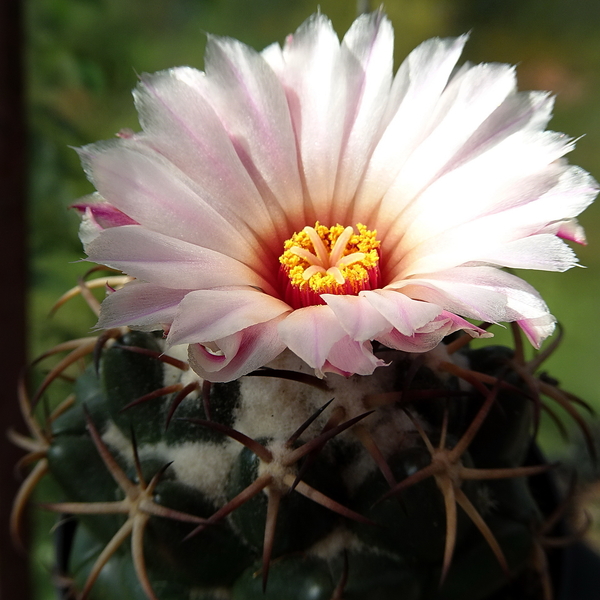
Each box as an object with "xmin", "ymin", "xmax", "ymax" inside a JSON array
[
  {"xmin": 14, "ymin": 10, "xmax": 598, "ymax": 600},
  {"xmin": 11, "ymin": 274, "xmax": 594, "ymax": 600}
]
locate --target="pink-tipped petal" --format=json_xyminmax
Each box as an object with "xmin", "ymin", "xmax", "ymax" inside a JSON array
[
  {"xmin": 188, "ymin": 318, "xmax": 286, "ymax": 382},
  {"xmin": 554, "ymin": 218, "xmax": 587, "ymax": 244},
  {"xmin": 376, "ymin": 311, "xmax": 488, "ymax": 353},
  {"xmin": 436, "ymin": 312, "xmax": 493, "ymax": 339},
  {"xmin": 518, "ymin": 313, "xmax": 557, "ymax": 349},
  {"xmin": 78, "ymin": 206, "xmax": 108, "ymax": 246},
  {"xmin": 73, "ymin": 199, "xmax": 138, "ymax": 228},
  {"xmin": 377, "ymin": 326, "xmax": 449, "ymax": 353}
]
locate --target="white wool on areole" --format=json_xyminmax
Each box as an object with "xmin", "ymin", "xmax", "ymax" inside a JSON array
[
  {"xmin": 233, "ymin": 351, "xmax": 331, "ymax": 441},
  {"xmin": 101, "ymin": 421, "xmax": 239, "ymax": 503},
  {"xmin": 307, "ymin": 527, "xmax": 362, "ymax": 560}
]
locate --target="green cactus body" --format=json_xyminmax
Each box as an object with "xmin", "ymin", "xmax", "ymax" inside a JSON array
[{"xmin": 19, "ymin": 326, "xmax": 577, "ymax": 600}]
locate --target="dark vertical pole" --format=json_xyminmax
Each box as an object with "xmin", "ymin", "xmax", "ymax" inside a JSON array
[{"xmin": 0, "ymin": 0, "xmax": 31, "ymax": 598}]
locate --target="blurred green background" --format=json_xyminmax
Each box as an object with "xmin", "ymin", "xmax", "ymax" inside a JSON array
[{"xmin": 26, "ymin": 0, "xmax": 600, "ymax": 597}]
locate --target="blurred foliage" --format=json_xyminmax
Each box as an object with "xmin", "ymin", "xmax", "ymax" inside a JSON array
[{"xmin": 27, "ymin": 0, "xmax": 600, "ymax": 598}]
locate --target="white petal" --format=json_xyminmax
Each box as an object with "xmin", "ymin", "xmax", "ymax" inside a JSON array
[
  {"xmin": 325, "ymin": 338, "xmax": 385, "ymax": 376},
  {"xmin": 388, "ymin": 157, "xmax": 562, "ymax": 274},
  {"xmin": 361, "ymin": 289, "xmax": 443, "ymax": 336},
  {"xmin": 85, "ymin": 226, "xmax": 276, "ymax": 293},
  {"xmin": 322, "ymin": 294, "xmax": 392, "ymax": 341},
  {"xmin": 436, "ymin": 90, "xmax": 555, "ymax": 173},
  {"xmin": 384, "ymin": 94, "xmax": 566, "ymax": 259},
  {"xmin": 333, "ymin": 11, "xmax": 394, "ymax": 218},
  {"xmin": 276, "ymin": 14, "xmax": 347, "ymax": 223},
  {"xmin": 394, "ymin": 266, "xmax": 553, "ymax": 325},
  {"xmin": 277, "ymin": 305, "xmax": 346, "ymax": 371},
  {"xmin": 79, "ymin": 142, "xmax": 269, "ymax": 275},
  {"xmin": 203, "ymin": 35, "xmax": 305, "ymax": 230},
  {"xmin": 166, "ymin": 289, "xmax": 291, "ymax": 346},
  {"xmin": 407, "ymin": 62, "xmax": 518, "ymax": 181},
  {"xmin": 133, "ymin": 68, "xmax": 279, "ymax": 246},
  {"xmin": 352, "ymin": 34, "xmax": 468, "ymax": 225},
  {"xmin": 97, "ymin": 281, "xmax": 190, "ymax": 330},
  {"xmin": 373, "ymin": 62, "xmax": 519, "ymax": 240},
  {"xmin": 261, "ymin": 42, "xmax": 285, "ymax": 73},
  {"xmin": 394, "ymin": 165, "xmax": 596, "ymax": 277},
  {"xmin": 470, "ymin": 234, "xmax": 578, "ymax": 272}
]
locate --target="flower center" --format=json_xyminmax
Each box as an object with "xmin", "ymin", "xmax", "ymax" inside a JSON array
[{"xmin": 279, "ymin": 222, "xmax": 381, "ymax": 308}]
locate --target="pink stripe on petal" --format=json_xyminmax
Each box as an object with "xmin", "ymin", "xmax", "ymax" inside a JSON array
[{"xmin": 72, "ymin": 201, "xmax": 138, "ymax": 228}]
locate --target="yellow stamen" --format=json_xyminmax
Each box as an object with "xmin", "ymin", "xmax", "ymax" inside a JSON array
[
  {"xmin": 329, "ymin": 226, "xmax": 355, "ymax": 265},
  {"xmin": 304, "ymin": 226, "xmax": 331, "ymax": 266},
  {"xmin": 279, "ymin": 223, "xmax": 381, "ymax": 307}
]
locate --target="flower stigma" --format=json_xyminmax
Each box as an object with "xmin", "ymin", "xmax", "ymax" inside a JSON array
[{"xmin": 279, "ymin": 223, "xmax": 381, "ymax": 308}]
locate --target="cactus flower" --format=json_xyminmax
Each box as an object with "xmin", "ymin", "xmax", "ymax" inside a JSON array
[{"xmin": 76, "ymin": 12, "xmax": 596, "ymax": 382}]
